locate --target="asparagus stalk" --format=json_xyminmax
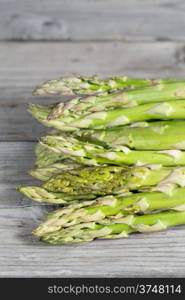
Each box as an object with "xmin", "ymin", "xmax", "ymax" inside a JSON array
[
  {"xmin": 42, "ymin": 165, "xmax": 185, "ymax": 195},
  {"xmin": 41, "ymin": 135, "xmax": 185, "ymax": 167},
  {"xmin": 34, "ymin": 140, "xmax": 91, "ymax": 172},
  {"xmin": 34, "ymin": 121, "xmax": 185, "ymax": 173},
  {"xmin": 29, "ymin": 100, "xmax": 185, "ymax": 131},
  {"xmin": 17, "ymin": 186, "xmax": 96, "ymax": 204},
  {"xmin": 29, "ymin": 104, "xmax": 77, "ymax": 131},
  {"xmin": 30, "ymin": 161, "xmax": 83, "ymax": 181},
  {"xmin": 33, "ymin": 75, "xmax": 156, "ymax": 96},
  {"xmin": 37, "ymin": 210, "xmax": 185, "ymax": 244},
  {"xmin": 34, "ymin": 187, "xmax": 185, "ymax": 237},
  {"xmin": 67, "ymin": 100, "xmax": 185, "ymax": 130},
  {"xmin": 43, "ymin": 80, "xmax": 185, "ymax": 119},
  {"xmin": 18, "ymin": 164, "xmax": 185, "ymax": 203},
  {"xmin": 34, "ymin": 142, "xmax": 68, "ymax": 168},
  {"xmin": 35, "ymin": 141, "xmax": 94, "ymax": 169},
  {"xmin": 76, "ymin": 121, "xmax": 185, "ymax": 150}
]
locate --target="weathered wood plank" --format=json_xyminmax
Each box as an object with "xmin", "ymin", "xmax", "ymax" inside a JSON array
[
  {"xmin": 1, "ymin": 205, "xmax": 185, "ymax": 277},
  {"xmin": 1, "ymin": 0, "xmax": 185, "ymax": 41},
  {"xmin": 0, "ymin": 41, "xmax": 184, "ymax": 90},
  {"xmin": 0, "ymin": 42, "xmax": 185, "ymax": 99},
  {"xmin": 0, "ymin": 141, "xmax": 41, "ymax": 206},
  {"xmin": 0, "ymin": 142, "xmax": 36, "ymax": 186},
  {"xmin": 0, "ymin": 41, "xmax": 180, "ymax": 88},
  {"xmin": 0, "ymin": 105, "xmax": 48, "ymax": 141},
  {"xmin": 1, "ymin": 41, "xmax": 185, "ymax": 140}
]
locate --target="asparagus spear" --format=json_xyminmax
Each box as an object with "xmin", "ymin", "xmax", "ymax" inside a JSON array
[
  {"xmin": 37, "ymin": 141, "xmax": 103, "ymax": 169},
  {"xmin": 41, "ymin": 135, "xmax": 185, "ymax": 167},
  {"xmin": 43, "ymin": 80, "xmax": 185, "ymax": 119},
  {"xmin": 34, "ymin": 140, "xmax": 91, "ymax": 172},
  {"xmin": 29, "ymin": 100, "xmax": 185, "ymax": 131},
  {"xmin": 29, "ymin": 104, "xmax": 77, "ymax": 131},
  {"xmin": 17, "ymin": 186, "xmax": 96, "ymax": 204},
  {"xmin": 42, "ymin": 165, "xmax": 185, "ymax": 195},
  {"xmin": 18, "ymin": 164, "xmax": 185, "ymax": 203},
  {"xmin": 34, "ymin": 187, "xmax": 185, "ymax": 237},
  {"xmin": 34, "ymin": 142, "xmax": 68, "ymax": 168},
  {"xmin": 34, "ymin": 121, "xmax": 185, "ymax": 173},
  {"xmin": 37, "ymin": 210, "xmax": 185, "ymax": 244},
  {"xmin": 77, "ymin": 121, "xmax": 185, "ymax": 150},
  {"xmin": 35, "ymin": 140, "xmax": 95, "ymax": 170},
  {"xmin": 30, "ymin": 161, "xmax": 83, "ymax": 181},
  {"xmin": 33, "ymin": 75, "xmax": 156, "ymax": 96}
]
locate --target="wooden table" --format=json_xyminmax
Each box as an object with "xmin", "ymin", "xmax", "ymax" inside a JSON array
[{"xmin": 1, "ymin": 0, "xmax": 185, "ymax": 277}]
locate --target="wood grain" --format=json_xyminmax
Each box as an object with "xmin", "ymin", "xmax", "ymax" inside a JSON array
[
  {"xmin": 1, "ymin": 0, "xmax": 185, "ymax": 41},
  {"xmin": 0, "ymin": 105, "xmax": 47, "ymax": 141},
  {"xmin": 1, "ymin": 41, "xmax": 185, "ymax": 91},
  {"xmin": 0, "ymin": 142, "xmax": 39, "ymax": 206},
  {"xmin": 0, "ymin": 41, "xmax": 183, "ymax": 87}
]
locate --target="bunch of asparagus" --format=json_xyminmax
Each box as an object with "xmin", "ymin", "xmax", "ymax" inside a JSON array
[{"xmin": 18, "ymin": 75, "xmax": 185, "ymax": 244}]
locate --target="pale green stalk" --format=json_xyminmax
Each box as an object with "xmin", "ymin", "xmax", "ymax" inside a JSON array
[
  {"xmin": 42, "ymin": 165, "xmax": 185, "ymax": 195},
  {"xmin": 29, "ymin": 100, "xmax": 185, "ymax": 131},
  {"xmin": 17, "ymin": 186, "xmax": 96, "ymax": 204},
  {"xmin": 76, "ymin": 121, "xmax": 185, "ymax": 150},
  {"xmin": 33, "ymin": 75, "xmax": 156, "ymax": 95},
  {"xmin": 34, "ymin": 188, "xmax": 185, "ymax": 237},
  {"xmin": 44, "ymin": 80, "xmax": 185, "ymax": 119},
  {"xmin": 30, "ymin": 161, "xmax": 83, "ymax": 181},
  {"xmin": 34, "ymin": 142, "xmax": 68, "ymax": 168},
  {"xmin": 38, "ymin": 210, "xmax": 185, "ymax": 244},
  {"xmin": 41, "ymin": 135, "xmax": 185, "ymax": 167}
]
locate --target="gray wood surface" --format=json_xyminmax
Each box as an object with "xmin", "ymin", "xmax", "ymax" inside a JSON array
[
  {"xmin": 1, "ymin": 0, "xmax": 185, "ymax": 278},
  {"xmin": 1, "ymin": 0, "xmax": 185, "ymax": 41},
  {"xmin": 1, "ymin": 41, "xmax": 184, "ymax": 85}
]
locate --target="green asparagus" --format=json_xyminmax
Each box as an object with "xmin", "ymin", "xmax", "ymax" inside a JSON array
[
  {"xmin": 19, "ymin": 164, "xmax": 185, "ymax": 203},
  {"xmin": 34, "ymin": 142, "xmax": 68, "ymax": 168},
  {"xmin": 42, "ymin": 165, "xmax": 185, "ymax": 195},
  {"xmin": 41, "ymin": 135, "xmax": 185, "ymax": 167},
  {"xmin": 33, "ymin": 75, "xmax": 157, "ymax": 96},
  {"xmin": 43, "ymin": 80, "xmax": 185, "ymax": 119},
  {"xmin": 34, "ymin": 187, "xmax": 185, "ymax": 237},
  {"xmin": 30, "ymin": 161, "xmax": 83, "ymax": 181},
  {"xmin": 35, "ymin": 140, "xmax": 95, "ymax": 169},
  {"xmin": 21, "ymin": 76, "xmax": 185, "ymax": 245},
  {"xmin": 38, "ymin": 210, "xmax": 185, "ymax": 244},
  {"xmin": 29, "ymin": 100, "xmax": 185, "ymax": 131},
  {"xmin": 17, "ymin": 186, "xmax": 96, "ymax": 204},
  {"xmin": 76, "ymin": 121, "xmax": 185, "ymax": 150}
]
